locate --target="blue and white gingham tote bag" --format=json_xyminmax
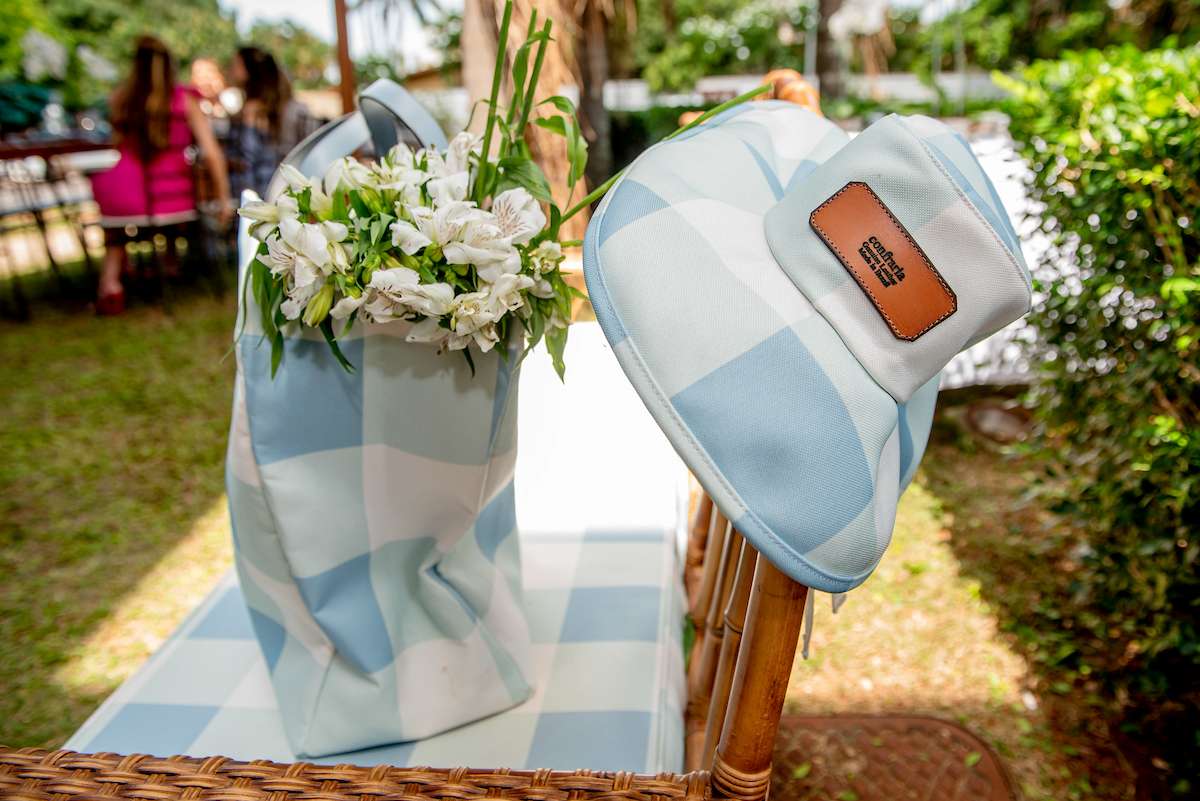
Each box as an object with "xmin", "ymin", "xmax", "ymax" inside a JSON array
[{"xmin": 225, "ymin": 83, "xmax": 533, "ymax": 757}]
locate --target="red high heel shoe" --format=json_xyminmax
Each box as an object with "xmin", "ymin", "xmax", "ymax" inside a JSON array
[{"xmin": 96, "ymin": 290, "xmax": 126, "ymax": 316}]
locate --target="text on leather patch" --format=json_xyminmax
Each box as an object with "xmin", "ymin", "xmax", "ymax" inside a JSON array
[{"xmin": 809, "ymin": 181, "xmax": 956, "ymax": 341}]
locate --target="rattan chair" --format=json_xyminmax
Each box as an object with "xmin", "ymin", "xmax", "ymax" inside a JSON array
[{"xmin": 0, "ymin": 489, "xmax": 808, "ymax": 801}]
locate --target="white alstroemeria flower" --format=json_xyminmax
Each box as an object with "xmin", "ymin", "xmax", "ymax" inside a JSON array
[
  {"xmin": 444, "ymin": 217, "xmax": 515, "ymax": 271},
  {"xmin": 476, "ymin": 249, "xmax": 523, "ymax": 283},
  {"xmin": 329, "ymin": 294, "xmax": 364, "ymax": 320},
  {"xmin": 405, "ymin": 316, "xmax": 449, "ymax": 346},
  {"xmin": 277, "ymin": 164, "xmax": 332, "ymax": 217},
  {"xmin": 239, "ymin": 200, "xmax": 279, "ymax": 240},
  {"xmin": 239, "ymin": 194, "xmax": 300, "ymax": 241},
  {"xmin": 390, "ymin": 201, "xmax": 488, "ymax": 256},
  {"xmin": 427, "ymin": 170, "xmax": 468, "ymax": 207},
  {"xmin": 262, "ymin": 234, "xmax": 298, "ymax": 277},
  {"xmin": 491, "ymin": 188, "xmax": 545, "ymax": 245},
  {"xmin": 323, "ymin": 157, "xmax": 374, "ymax": 195},
  {"xmin": 532, "ymin": 278, "xmax": 555, "ymax": 298},
  {"xmin": 278, "ymin": 164, "xmax": 312, "ymax": 192},
  {"xmin": 390, "ymin": 218, "xmax": 433, "ymax": 254},
  {"xmin": 280, "ymin": 274, "xmax": 323, "ymax": 321},
  {"xmin": 531, "ymin": 240, "xmax": 563, "ymax": 273},
  {"xmin": 450, "ymin": 290, "xmax": 502, "ymax": 334},
  {"xmin": 378, "ymin": 172, "xmax": 422, "ymax": 207},
  {"xmin": 385, "ymin": 142, "xmax": 417, "ymax": 168},
  {"xmin": 278, "ymin": 218, "xmax": 350, "ymax": 273},
  {"xmin": 363, "ymin": 267, "xmax": 455, "ymax": 321},
  {"xmin": 446, "ymin": 323, "xmax": 500, "ymax": 352},
  {"xmin": 487, "ymin": 272, "xmax": 535, "ymax": 314},
  {"xmin": 426, "ymin": 133, "xmax": 479, "ymax": 179}
]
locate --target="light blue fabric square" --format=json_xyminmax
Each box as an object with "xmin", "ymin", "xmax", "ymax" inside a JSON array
[
  {"xmin": 369, "ymin": 538, "xmax": 477, "ymax": 648},
  {"xmin": 670, "ymin": 327, "xmax": 874, "ymax": 555},
  {"xmin": 247, "ymin": 608, "xmax": 288, "ymax": 671},
  {"xmin": 529, "ymin": 711, "xmax": 652, "ymax": 771},
  {"xmin": 360, "ymin": 338, "xmax": 501, "ymax": 466},
  {"xmin": 87, "ymin": 704, "xmax": 220, "ymax": 756},
  {"xmin": 295, "ymin": 553, "xmax": 394, "ymax": 674},
  {"xmin": 240, "ymin": 335, "xmax": 365, "ymax": 465},
  {"xmin": 190, "ymin": 585, "xmax": 255, "ymax": 640},
  {"xmin": 560, "ymin": 586, "xmax": 661, "ymax": 643},
  {"xmin": 476, "ymin": 481, "xmax": 517, "ymax": 559}
]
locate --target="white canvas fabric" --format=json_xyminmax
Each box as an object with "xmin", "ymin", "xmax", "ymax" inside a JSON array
[
  {"xmin": 764, "ymin": 113, "xmax": 1032, "ymax": 402},
  {"xmin": 584, "ymin": 103, "xmax": 1030, "ymax": 593}
]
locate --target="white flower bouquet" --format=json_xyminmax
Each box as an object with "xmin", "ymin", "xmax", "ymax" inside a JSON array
[
  {"xmin": 238, "ymin": 0, "xmax": 768, "ymax": 381},
  {"xmin": 238, "ymin": 5, "xmax": 593, "ymax": 379}
]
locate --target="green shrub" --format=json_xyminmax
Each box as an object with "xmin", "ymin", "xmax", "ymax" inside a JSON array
[{"xmin": 1000, "ymin": 45, "xmax": 1199, "ymax": 796}]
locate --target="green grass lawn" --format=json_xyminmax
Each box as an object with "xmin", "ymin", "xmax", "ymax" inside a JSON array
[
  {"xmin": 0, "ymin": 289, "xmax": 1133, "ymax": 800},
  {"xmin": 789, "ymin": 406, "xmax": 1135, "ymax": 801},
  {"xmin": 0, "ymin": 291, "xmax": 236, "ymax": 747}
]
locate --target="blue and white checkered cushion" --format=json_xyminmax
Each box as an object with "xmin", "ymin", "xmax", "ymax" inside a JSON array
[
  {"xmin": 584, "ymin": 103, "xmax": 1031, "ymax": 594},
  {"xmin": 67, "ymin": 325, "xmax": 689, "ymax": 773}
]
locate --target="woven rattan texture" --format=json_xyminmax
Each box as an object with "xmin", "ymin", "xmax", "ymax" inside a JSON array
[{"xmin": 0, "ymin": 748, "xmax": 710, "ymax": 801}]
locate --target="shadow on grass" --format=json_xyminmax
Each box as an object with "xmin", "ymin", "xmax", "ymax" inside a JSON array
[
  {"xmin": 919, "ymin": 390, "xmax": 1136, "ymax": 800},
  {"xmin": 0, "ymin": 287, "xmax": 237, "ymax": 747},
  {"xmin": 781, "ymin": 388, "xmax": 1137, "ymax": 801}
]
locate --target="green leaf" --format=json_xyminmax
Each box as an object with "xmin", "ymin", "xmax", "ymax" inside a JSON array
[
  {"xmin": 269, "ymin": 332, "xmax": 283, "ymax": 377},
  {"xmin": 349, "ymin": 190, "xmax": 371, "ymax": 218},
  {"xmin": 318, "ymin": 318, "xmax": 356, "ymax": 373},
  {"xmin": 791, "ymin": 763, "xmax": 811, "ymax": 779},
  {"xmin": 331, "ymin": 186, "xmax": 347, "ymax": 220},
  {"xmin": 497, "ymin": 157, "xmax": 553, "ymax": 202},
  {"xmin": 539, "ymin": 95, "xmax": 577, "ymax": 116},
  {"xmin": 565, "ymin": 115, "xmax": 588, "ymax": 188},
  {"xmin": 546, "ymin": 324, "xmax": 568, "ymax": 381},
  {"xmin": 964, "ymin": 752, "xmax": 983, "ymax": 768},
  {"xmin": 533, "ymin": 115, "xmax": 567, "ymax": 136}
]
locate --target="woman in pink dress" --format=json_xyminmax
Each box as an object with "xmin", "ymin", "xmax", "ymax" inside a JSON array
[{"xmin": 90, "ymin": 36, "xmax": 233, "ymax": 314}]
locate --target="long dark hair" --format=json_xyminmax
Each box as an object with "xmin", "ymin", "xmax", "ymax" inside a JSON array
[
  {"xmin": 236, "ymin": 45, "xmax": 292, "ymax": 142},
  {"xmin": 111, "ymin": 36, "xmax": 176, "ymax": 161}
]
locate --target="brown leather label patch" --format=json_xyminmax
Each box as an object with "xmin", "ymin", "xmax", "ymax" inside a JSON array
[{"xmin": 809, "ymin": 181, "xmax": 956, "ymax": 341}]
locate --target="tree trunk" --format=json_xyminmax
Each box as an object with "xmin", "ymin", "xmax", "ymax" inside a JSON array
[
  {"xmin": 461, "ymin": 0, "xmax": 499, "ymax": 129},
  {"xmin": 461, "ymin": 0, "xmax": 589, "ymax": 240},
  {"xmin": 816, "ymin": 0, "xmax": 845, "ymax": 99},
  {"xmin": 579, "ymin": 1, "xmax": 612, "ymax": 189}
]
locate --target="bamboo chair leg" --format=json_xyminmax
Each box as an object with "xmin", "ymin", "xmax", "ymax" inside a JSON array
[
  {"xmin": 685, "ymin": 492, "xmax": 714, "ymax": 605},
  {"xmin": 711, "ymin": 558, "xmax": 808, "ymax": 801},
  {"xmin": 689, "ymin": 502, "xmax": 727, "ymax": 625},
  {"xmin": 685, "ymin": 525, "xmax": 741, "ymax": 770},
  {"xmin": 701, "ymin": 539, "xmax": 757, "ymax": 770},
  {"xmin": 688, "ymin": 505, "xmax": 729, "ymax": 653}
]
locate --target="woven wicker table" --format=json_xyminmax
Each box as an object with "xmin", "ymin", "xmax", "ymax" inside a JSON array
[{"xmin": 0, "ymin": 748, "xmax": 708, "ymax": 801}]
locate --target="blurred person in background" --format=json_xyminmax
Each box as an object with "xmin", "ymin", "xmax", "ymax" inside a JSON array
[
  {"xmin": 89, "ymin": 36, "xmax": 232, "ymax": 315},
  {"xmin": 226, "ymin": 45, "xmax": 319, "ymax": 200},
  {"xmin": 189, "ymin": 57, "xmax": 229, "ymax": 123}
]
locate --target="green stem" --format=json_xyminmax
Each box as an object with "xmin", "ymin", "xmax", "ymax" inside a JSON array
[
  {"xmin": 663, "ymin": 83, "xmax": 771, "ymax": 141},
  {"xmin": 560, "ymin": 171, "xmax": 620, "ymax": 223},
  {"xmin": 516, "ymin": 20, "xmax": 553, "ymax": 146},
  {"xmin": 560, "ymin": 84, "xmax": 771, "ymax": 224},
  {"xmin": 506, "ymin": 9, "xmax": 539, "ymax": 130},
  {"xmin": 475, "ymin": 0, "xmax": 513, "ymax": 205}
]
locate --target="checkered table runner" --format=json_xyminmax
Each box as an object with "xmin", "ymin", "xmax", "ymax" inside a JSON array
[{"xmin": 66, "ymin": 324, "xmax": 689, "ymax": 773}]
